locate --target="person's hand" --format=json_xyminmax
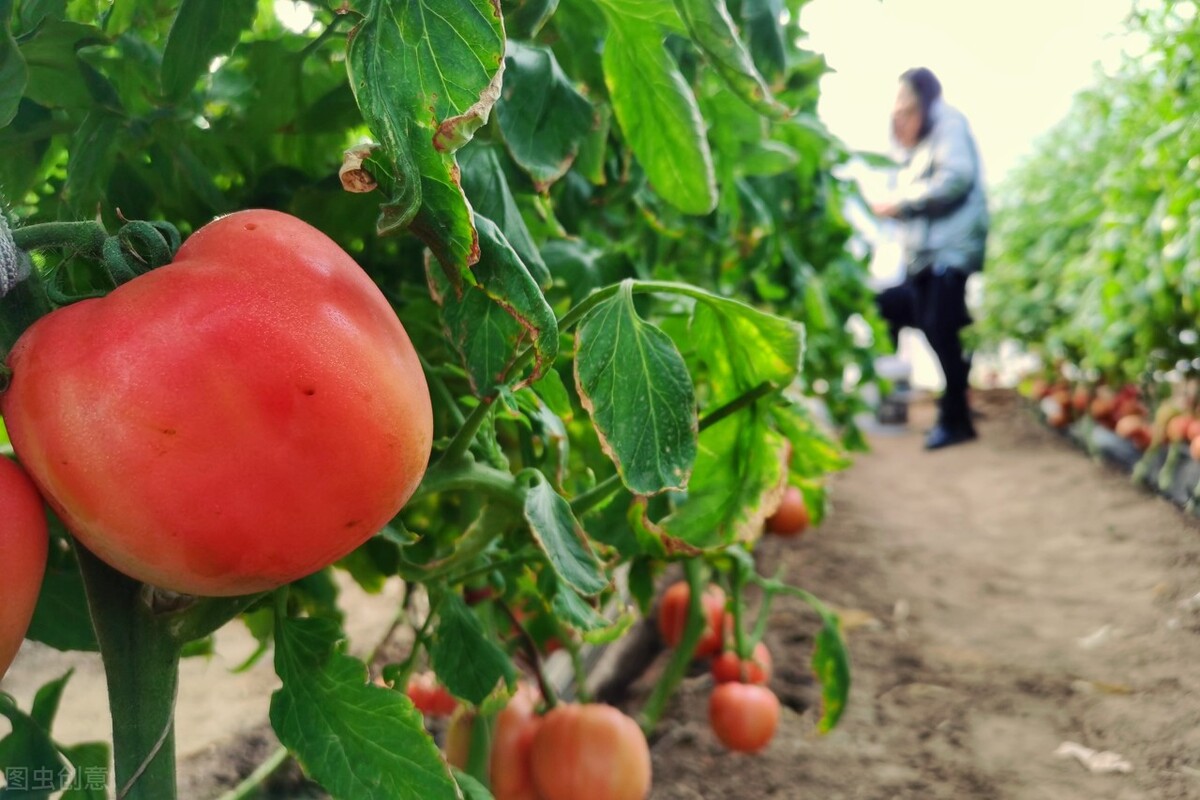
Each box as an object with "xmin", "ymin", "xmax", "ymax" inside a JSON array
[{"xmin": 871, "ymin": 201, "xmax": 902, "ymax": 219}]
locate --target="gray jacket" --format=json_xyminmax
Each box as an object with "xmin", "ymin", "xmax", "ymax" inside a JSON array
[{"xmin": 893, "ymin": 100, "xmax": 989, "ymax": 275}]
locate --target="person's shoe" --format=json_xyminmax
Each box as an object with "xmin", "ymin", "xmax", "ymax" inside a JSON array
[{"xmin": 923, "ymin": 424, "xmax": 977, "ymax": 450}]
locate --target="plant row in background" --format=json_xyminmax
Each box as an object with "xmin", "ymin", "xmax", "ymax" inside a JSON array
[
  {"xmin": 979, "ymin": 0, "xmax": 1200, "ymax": 397},
  {"xmin": 0, "ymin": 0, "xmax": 883, "ymax": 798}
]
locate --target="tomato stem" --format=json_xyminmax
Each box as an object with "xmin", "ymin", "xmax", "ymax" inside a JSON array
[
  {"xmin": 499, "ymin": 600, "xmax": 558, "ymax": 710},
  {"xmin": 9, "ymin": 220, "xmax": 108, "ymax": 256},
  {"xmin": 638, "ymin": 558, "xmax": 708, "ymax": 735},
  {"xmin": 74, "ymin": 544, "xmax": 181, "ymax": 800}
]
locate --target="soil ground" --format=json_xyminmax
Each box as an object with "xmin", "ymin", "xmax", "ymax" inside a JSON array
[
  {"xmin": 4, "ymin": 390, "xmax": 1200, "ymax": 799},
  {"xmin": 643, "ymin": 391, "xmax": 1200, "ymax": 799}
]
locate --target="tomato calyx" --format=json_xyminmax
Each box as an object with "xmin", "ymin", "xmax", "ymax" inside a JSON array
[{"xmin": 0, "ymin": 217, "xmax": 184, "ymax": 366}]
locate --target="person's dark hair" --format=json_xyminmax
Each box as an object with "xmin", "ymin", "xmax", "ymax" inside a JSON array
[{"xmin": 900, "ymin": 67, "xmax": 942, "ymax": 140}]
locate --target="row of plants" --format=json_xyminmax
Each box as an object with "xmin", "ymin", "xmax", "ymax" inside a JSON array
[
  {"xmin": 978, "ymin": 0, "xmax": 1200, "ymax": 390},
  {"xmin": 0, "ymin": 0, "xmax": 883, "ymax": 798},
  {"xmin": 1027, "ymin": 376, "xmax": 1200, "ymax": 508}
]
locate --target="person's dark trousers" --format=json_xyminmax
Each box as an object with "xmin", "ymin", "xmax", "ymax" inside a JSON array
[{"xmin": 875, "ymin": 267, "xmax": 974, "ymax": 436}]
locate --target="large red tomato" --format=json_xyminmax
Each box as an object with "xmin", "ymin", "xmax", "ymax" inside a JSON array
[
  {"xmin": 490, "ymin": 684, "xmax": 542, "ymax": 800},
  {"xmin": 708, "ymin": 682, "xmax": 780, "ymax": 754},
  {"xmin": 529, "ymin": 704, "xmax": 651, "ymax": 800},
  {"xmin": 656, "ymin": 581, "xmax": 726, "ymax": 657},
  {"xmin": 0, "ymin": 457, "xmax": 48, "ymax": 679},
  {"xmin": 0, "ymin": 210, "xmax": 432, "ymax": 596}
]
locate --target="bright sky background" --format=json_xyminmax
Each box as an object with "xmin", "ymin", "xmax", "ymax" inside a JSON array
[{"xmin": 800, "ymin": 0, "xmax": 1143, "ymax": 189}]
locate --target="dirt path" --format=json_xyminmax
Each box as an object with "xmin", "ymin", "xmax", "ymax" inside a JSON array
[{"xmin": 647, "ymin": 391, "xmax": 1200, "ymax": 800}]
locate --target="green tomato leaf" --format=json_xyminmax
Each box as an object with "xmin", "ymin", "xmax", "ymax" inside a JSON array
[
  {"xmin": 574, "ymin": 281, "xmax": 697, "ymax": 495},
  {"xmin": 523, "ymin": 471, "xmax": 608, "ymax": 596},
  {"xmin": 573, "ymin": 101, "xmax": 612, "ymax": 185},
  {"xmin": 740, "ymin": 140, "xmax": 801, "ymax": 177},
  {"xmin": 347, "ymin": 0, "xmax": 504, "ymax": 284},
  {"xmin": 674, "ymin": 0, "xmax": 787, "ymax": 118},
  {"xmin": 504, "ymin": 0, "xmax": 558, "ymax": 38},
  {"xmin": 595, "ymin": 0, "xmax": 686, "ymax": 31},
  {"xmin": 451, "ymin": 768, "xmax": 493, "ymax": 800},
  {"xmin": 458, "ymin": 142, "xmax": 551, "ymax": 288},
  {"xmin": 59, "ymin": 742, "xmax": 109, "ymax": 800},
  {"xmin": 496, "ymin": 41, "xmax": 594, "ymax": 190},
  {"xmin": 160, "ymin": 0, "xmax": 256, "ymax": 100},
  {"xmin": 0, "ymin": 4, "xmax": 28, "ymax": 128},
  {"xmin": 809, "ymin": 605, "xmax": 850, "ymax": 733},
  {"xmin": 601, "ymin": 10, "xmax": 716, "ymax": 215},
  {"xmin": 270, "ymin": 617, "xmax": 459, "ymax": 800},
  {"xmin": 18, "ymin": 20, "xmax": 106, "ymax": 111},
  {"xmin": 740, "ymin": 0, "xmax": 786, "ymax": 82},
  {"xmin": 430, "ymin": 594, "xmax": 517, "ymax": 705},
  {"xmin": 691, "ymin": 292, "xmax": 803, "ymax": 402},
  {"xmin": 26, "ymin": 539, "xmax": 99, "ymax": 653},
  {"xmin": 551, "ymin": 585, "xmax": 607, "ymax": 632},
  {"xmin": 63, "ymin": 110, "xmax": 123, "ymax": 214},
  {"xmin": 427, "ymin": 214, "xmax": 558, "ymax": 395},
  {"xmin": 660, "ymin": 411, "xmax": 789, "ymax": 546},
  {"xmin": 0, "ymin": 679, "xmax": 71, "ymax": 798}
]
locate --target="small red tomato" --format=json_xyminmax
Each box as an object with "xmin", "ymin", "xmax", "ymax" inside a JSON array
[
  {"xmin": 708, "ymin": 682, "xmax": 781, "ymax": 754},
  {"xmin": 766, "ymin": 486, "xmax": 809, "ymax": 537},
  {"xmin": 490, "ymin": 684, "xmax": 542, "ymax": 800},
  {"xmin": 1, "ymin": 210, "xmax": 433, "ymax": 596},
  {"xmin": 711, "ymin": 642, "xmax": 772, "ymax": 685},
  {"xmin": 405, "ymin": 672, "xmax": 457, "ymax": 718},
  {"xmin": 529, "ymin": 703, "xmax": 651, "ymax": 800},
  {"xmin": 656, "ymin": 581, "xmax": 726, "ymax": 657},
  {"xmin": 0, "ymin": 457, "xmax": 48, "ymax": 679}
]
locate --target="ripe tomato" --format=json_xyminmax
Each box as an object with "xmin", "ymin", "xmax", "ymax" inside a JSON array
[
  {"xmin": 1186, "ymin": 418, "xmax": 1200, "ymax": 444},
  {"xmin": 1166, "ymin": 413, "xmax": 1193, "ymax": 444},
  {"xmin": 0, "ymin": 457, "xmax": 48, "ymax": 679},
  {"xmin": 529, "ymin": 703, "xmax": 651, "ymax": 800},
  {"xmin": 711, "ymin": 642, "xmax": 772, "ymax": 685},
  {"xmin": 708, "ymin": 682, "xmax": 780, "ymax": 754},
  {"xmin": 657, "ymin": 581, "xmax": 726, "ymax": 657},
  {"xmin": 765, "ymin": 485, "xmax": 809, "ymax": 537},
  {"xmin": 405, "ymin": 672, "xmax": 458, "ymax": 718},
  {"xmin": 1, "ymin": 210, "xmax": 433, "ymax": 596},
  {"xmin": 490, "ymin": 684, "xmax": 542, "ymax": 800},
  {"xmin": 1191, "ymin": 435, "xmax": 1200, "ymax": 462}
]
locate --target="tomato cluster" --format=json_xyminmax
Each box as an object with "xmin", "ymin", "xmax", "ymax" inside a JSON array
[
  {"xmin": 654, "ymin": 580, "xmax": 783, "ymax": 754},
  {"xmin": 490, "ymin": 689, "xmax": 651, "ymax": 800}
]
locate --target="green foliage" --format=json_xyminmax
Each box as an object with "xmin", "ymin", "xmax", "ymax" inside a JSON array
[
  {"xmin": 979, "ymin": 1, "xmax": 1200, "ymax": 386},
  {"xmin": 270, "ymin": 616, "xmax": 460, "ymax": 800},
  {"xmin": 0, "ymin": 0, "xmax": 884, "ymax": 796}
]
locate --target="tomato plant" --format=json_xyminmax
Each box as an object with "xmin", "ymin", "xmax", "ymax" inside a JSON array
[
  {"xmin": 0, "ymin": 0, "xmax": 872, "ymax": 797},
  {"xmin": 0, "ymin": 456, "xmax": 47, "ymax": 680},
  {"xmin": 529, "ymin": 703, "xmax": 651, "ymax": 800},
  {"xmin": 708, "ymin": 682, "xmax": 781, "ymax": 754}
]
